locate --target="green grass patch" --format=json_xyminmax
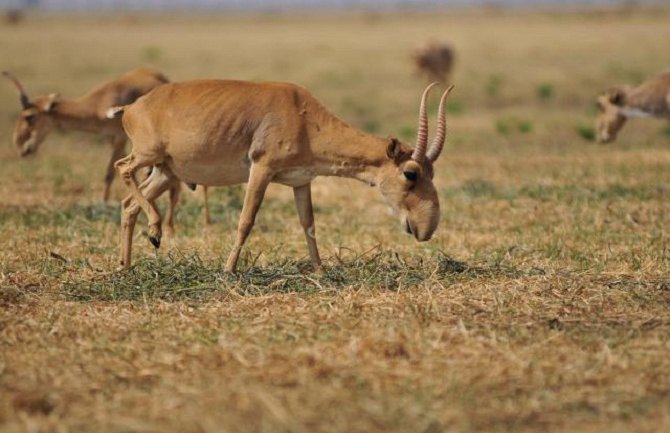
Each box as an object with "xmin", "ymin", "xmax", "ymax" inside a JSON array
[
  {"xmin": 495, "ymin": 117, "xmax": 534, "ymax": 136},
  {"xmin": 486, "ymin": 74, "xmax": 503, "ymax": 98},
  {"xmin": 446, "ymin": 99, "xmax": 464, "ymax": 115},
  {"xmin": 399, "ymin": 125, "xmax": 417, "ymax": 141},
  {"xmin": 141, "ymin": 45, "xmax": 162, "ymax": 62},
  {"xmin": 0, "ymin": 203, "xmax": 120, "ymax": 228},
  {"xmin": 518, "ymin": 119, "xmax": 533, "ymax": 134},
  {"xmin": 495, "ymin": 118, "xmax": 512, "ymax": 136},
  {"xmin": 444, "ymin": 181, "xmax": 666, "ymax": 203},
  {"xmin": 61, "ymin": 251, "xmax": 525, "ymax": 302},
  {"xmin": 576, "ymin": 124, "xmax": 596, "ymax": 141},
  {"xmin": 536, "ymin": 82, "xmax": 554, "ymax": 101}
]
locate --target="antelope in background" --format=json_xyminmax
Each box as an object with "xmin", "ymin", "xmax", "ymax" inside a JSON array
[
  {"xmin": 2, "ymin": 67, "xmax": 203, "ymax": 232},
  {"xmin": 110, "ymin": 80, "xmax": 453, "ymax": 272},
  {"xmin": 3, "ymin": 67, "xmax": 168, "ymax": 201},
  {"xmin": 596, "ymin": 69, "xmax": 670, "ymax": 143},
  {"xmin": 412, "ymin": 40, "xmax": 455, "ymax": 83},
  {"xmin": 4, "ymin": 9, "xmax": 24, "ymax": 25}
]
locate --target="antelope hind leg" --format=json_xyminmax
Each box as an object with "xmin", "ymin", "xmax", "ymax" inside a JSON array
[
  {"xmin": 115, "ymin": 154, "xmax": 165, "ymax": 248},
  {"xmin": 118, "ymin": 167, "xmax": 177, "ymax": 269}
]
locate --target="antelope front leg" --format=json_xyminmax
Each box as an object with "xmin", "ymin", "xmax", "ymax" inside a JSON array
[
  {"xmin": 225, "ymin": 165, "xmax": 272, "ymax": 273},
  {"xmin": 293, "ymin": 183, "xmax": 321, "ymax": 269},
  {"xmin": 119, "ymin": 169, "xmax": 176, "ymax": 269},
  {"xmin": 103, "ymin": 136, "xmax": 126, "ymax": 203}
]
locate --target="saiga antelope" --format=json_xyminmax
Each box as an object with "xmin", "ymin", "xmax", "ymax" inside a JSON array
[
  {"xmin": 3, "ymin": 67, "xmax": 168, "ymax": 200},
  {"xmin": 111, "ymin": 80, "xmax": 453, "ymax": 272},
  {"xmin": 412, "ymin": 40, "xmax": 455, "ymax": 83},
  {"xmin": 596, "ymin": 69, "xmax": 670, "ymax": 143},
  {"xmin": 4, "ymin": 9, "xmax": 23, "ymax": 25},
  {"xmin": 2, "ymin": 67, "xmax": 201, "ymax": 232}
]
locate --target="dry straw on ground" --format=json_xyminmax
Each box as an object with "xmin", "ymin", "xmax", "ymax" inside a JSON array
[{"xmin": 1, "ymin": 7, "xmax": 670, "ymax": 433}]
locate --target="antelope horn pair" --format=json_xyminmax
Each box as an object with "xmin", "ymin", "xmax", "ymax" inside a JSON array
[
  {"xmin": 412, "ymin": 82, "xmax": 455, "ymax": 163},
  {"xmin": 2, "ymin": 70, "xmax": 31, "ymax": 109}
]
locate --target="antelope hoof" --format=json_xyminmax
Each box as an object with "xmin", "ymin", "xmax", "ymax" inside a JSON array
[
  {"xmin": 148, "ymin": 225, "xmax": 162, "ymax": 249},
  {"xmin": 149, "ymin": 235, "xmax": 161, "ymax": 249}
]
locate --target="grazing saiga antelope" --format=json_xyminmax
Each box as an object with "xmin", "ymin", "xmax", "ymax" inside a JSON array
[
  {"xmin": 3, "ymin": 67, "xmax": 169, "ymax": 200},
  {"xmin": 412, "ymin": 40, "xmax": 455, "ymax": 83},
  {"xmin": 596, "ymin": 70, "xmax": 670, "ymax": 143},
  {"xmin": 110, "ymin": 80, "xmax": 454, "ymax": 272}
]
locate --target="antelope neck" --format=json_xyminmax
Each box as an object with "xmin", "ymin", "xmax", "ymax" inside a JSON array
[
  {"xmin": 308, "ymin": 120, "xmax": 389, "ymax": 186},
  {"xmin": 50, "ymin": 98, "xmax": 106, "ymax": 133}
]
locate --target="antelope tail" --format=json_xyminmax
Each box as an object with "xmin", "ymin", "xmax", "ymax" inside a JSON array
[{"xmin": 106, "ymin": 105, "xmax": 126, "ymax": 119}]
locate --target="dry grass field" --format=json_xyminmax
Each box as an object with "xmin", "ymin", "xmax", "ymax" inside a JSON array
[{"xmin": 1, "ymin": 7, "xmax": 670, "ymax": 433}]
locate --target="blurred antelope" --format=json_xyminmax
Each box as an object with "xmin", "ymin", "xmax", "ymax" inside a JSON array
[
  {"xmin": 596, "ymin": 70, "xmax": 670, "ymax": 143},
  {"xmin": 3, "ymin": 67, "xmax": 169, "ymax": 201},
  {"xmin": 412, "ymin": 40, "xmax": 455, "ymax": 83},
  {"xmin": 4, "ymin": 9, "xmax": 24, "ymax": 25},
  {"xmin": 110, "ymin": 80, "xmax": 454, "ymax": 272}
]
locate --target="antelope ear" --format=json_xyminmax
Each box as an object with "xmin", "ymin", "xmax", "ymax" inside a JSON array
[
  {"xmin": 608, "ymin": 88, "xmax": 625, "ymax": 106},
  {"xmin": 44, "ymin": 93, "xmax": 60, "ymax": 112},
  {"xmin": 386, "ymin": 137, "xmax": 401, "ymax": 159}
]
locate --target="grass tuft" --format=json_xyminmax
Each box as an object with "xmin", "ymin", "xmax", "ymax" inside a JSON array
[
  {"xmin": 495, "ymin": 117, "xmax": 533, "ymax": 135},
  {"xmin": 576, "ymin": 124, "xmax": 596, "ymax": 141},
  {"xmin": 399, "ymin": 125, "xmax": 417, "ymax": 141},
  {"xmin": 486, "ymin": 74, "xmax": 503, "ymax": 98},
  {"xmin": 536, "ymin": 82, "xmax": 554, "ymax": 100},
  {"xmin": 62, "ymin": 251, "xmax": 523, "ymax": 302},
  {"xmin": 141, "ymin": 45, "xmax": 162, "ymax": 62},
  {"xmin": 446, "ymin": 98, "xmax": 465, "ymax": 115}
]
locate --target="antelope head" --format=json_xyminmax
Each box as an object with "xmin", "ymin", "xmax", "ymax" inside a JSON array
[
  {"xmin": 3, "ymin": 71, "xmax": 60, "ymax": 156},
  {"xmin": 377, "ymin": 82, "xmax": 454, "ymax": 242},
  {"xmin": 596, "ymin": 87, "xmax": 627, "ymax": 144}
]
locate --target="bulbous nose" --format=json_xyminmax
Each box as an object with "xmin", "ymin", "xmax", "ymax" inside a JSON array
[
  {"xmin": 403, "ymin": 218, "xmax": 433, "ymax": 242},
  {"xmin": 415, "ymin": 230, "xmax": 432, "ymax": 242},
  {"xmin": 597, "ymin": 131, "xmax": 612, "ymax": 144}
]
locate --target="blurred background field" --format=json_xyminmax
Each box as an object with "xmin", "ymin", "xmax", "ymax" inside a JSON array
[{"xmin": 1, "ymin": 4, "xmax": 670, "ymax": 433}]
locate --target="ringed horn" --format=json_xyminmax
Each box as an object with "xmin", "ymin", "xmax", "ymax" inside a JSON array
[
  {"xmin": 411, "ymin": 82, "xmax": 455, "ymax": 163},
  {"xmin": 2, "ymin": 71, "xmax": 31, "ymax": 109}
]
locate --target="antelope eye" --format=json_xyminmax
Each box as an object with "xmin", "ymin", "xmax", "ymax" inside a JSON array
[
  {"xmin": 24, "ymin": 114, "xmax": 36, "ymax": 126},
  {"xmin": 403, "ymin": 170, "xmax": 418, "ymax": 182}
]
